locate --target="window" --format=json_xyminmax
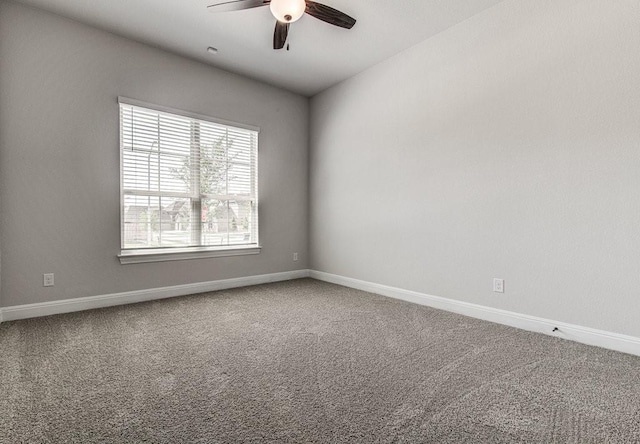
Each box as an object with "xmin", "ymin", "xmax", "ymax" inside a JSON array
[{"xmin": 118, "ymin": 98, "xmax": 259, "ymax": 264}]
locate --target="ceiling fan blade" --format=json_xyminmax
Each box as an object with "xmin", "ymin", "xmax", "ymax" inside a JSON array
[
  {"xmin": 304, "ymin": 1, "xmax": 356, "ymax": 29},
  {"xmin": 207, "ymin": 0, "xmax": 270, "ymax": 13},
  {"xmin": 273, "ymin": 21, "xmax": 289, "ymax": 49}
]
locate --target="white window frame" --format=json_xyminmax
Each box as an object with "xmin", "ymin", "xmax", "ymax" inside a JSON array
[{"xmin": 117, "ymin": 97, "xmax": 260, "ymax": 264}]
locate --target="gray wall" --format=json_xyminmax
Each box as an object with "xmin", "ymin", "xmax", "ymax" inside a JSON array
[
  {"xmin": 310, "ymin": 0, "xmax": 640, "ymax": 337},
  {"xmin": 0, "ymin": 1, "xmax": 309, "ymax": 307}
]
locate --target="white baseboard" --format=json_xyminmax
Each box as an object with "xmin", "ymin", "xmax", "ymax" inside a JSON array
[
  {"xmin": 309, "ymin": 270, "xmax": 640, "ymax": 357},
  {"xmin": 0, "ymin": 269, "xmax": 310, "ymax": 322},
  {"xmin": 3, "ymin": 268, "xmax": 639, "ymax": 358}
]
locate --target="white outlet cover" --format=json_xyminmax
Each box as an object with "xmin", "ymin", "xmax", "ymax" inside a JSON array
[
  {"xmin": 43, "ymin": 273, "xmax": 55, "ymax": 287},
  {"xmin": 493, "ymin": 278, "xmax": 504, "ymax": 293}
]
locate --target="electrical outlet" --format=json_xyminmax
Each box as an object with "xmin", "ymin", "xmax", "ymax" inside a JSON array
[
  {"xmin": 293, "ymin": 252, "xmax": 299, "ymax": 262},
  {"xmin": 43, "ymin": 273, "xmax": 55, "ymax": 287},
  {"xmin": 493, "ymin": 278, "xmax": 504, "ymax": 293}
]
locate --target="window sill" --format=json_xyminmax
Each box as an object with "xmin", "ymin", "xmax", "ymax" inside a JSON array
[{"xmin": 118, "ymin": 245, "xmax": 261, "ymax": 264}]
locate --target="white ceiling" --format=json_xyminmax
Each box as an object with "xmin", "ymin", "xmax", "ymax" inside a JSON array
[{"xmin": 12, "ymin": 0, "xmax": 504, "ymax": 96}]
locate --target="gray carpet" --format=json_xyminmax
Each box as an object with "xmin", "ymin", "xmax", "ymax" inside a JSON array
[{"xmin": 1, "ymin": 278, "xmax": 639, "ymax": 443}]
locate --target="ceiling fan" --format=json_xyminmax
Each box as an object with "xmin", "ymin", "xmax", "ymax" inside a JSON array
[{"xmin": 207, "ymin": 0, "xmax": 356, "ymax": 50}]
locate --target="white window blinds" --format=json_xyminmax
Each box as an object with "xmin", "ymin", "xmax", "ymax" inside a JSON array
[{"xmin": 119, "ymin": 99, "xmax": 258, "ymax": 252}]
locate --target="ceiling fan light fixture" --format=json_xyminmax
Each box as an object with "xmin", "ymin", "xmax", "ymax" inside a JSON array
[{"xmin": 270, "ymin": 0, "xmax": 306, "ymax": 23}]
